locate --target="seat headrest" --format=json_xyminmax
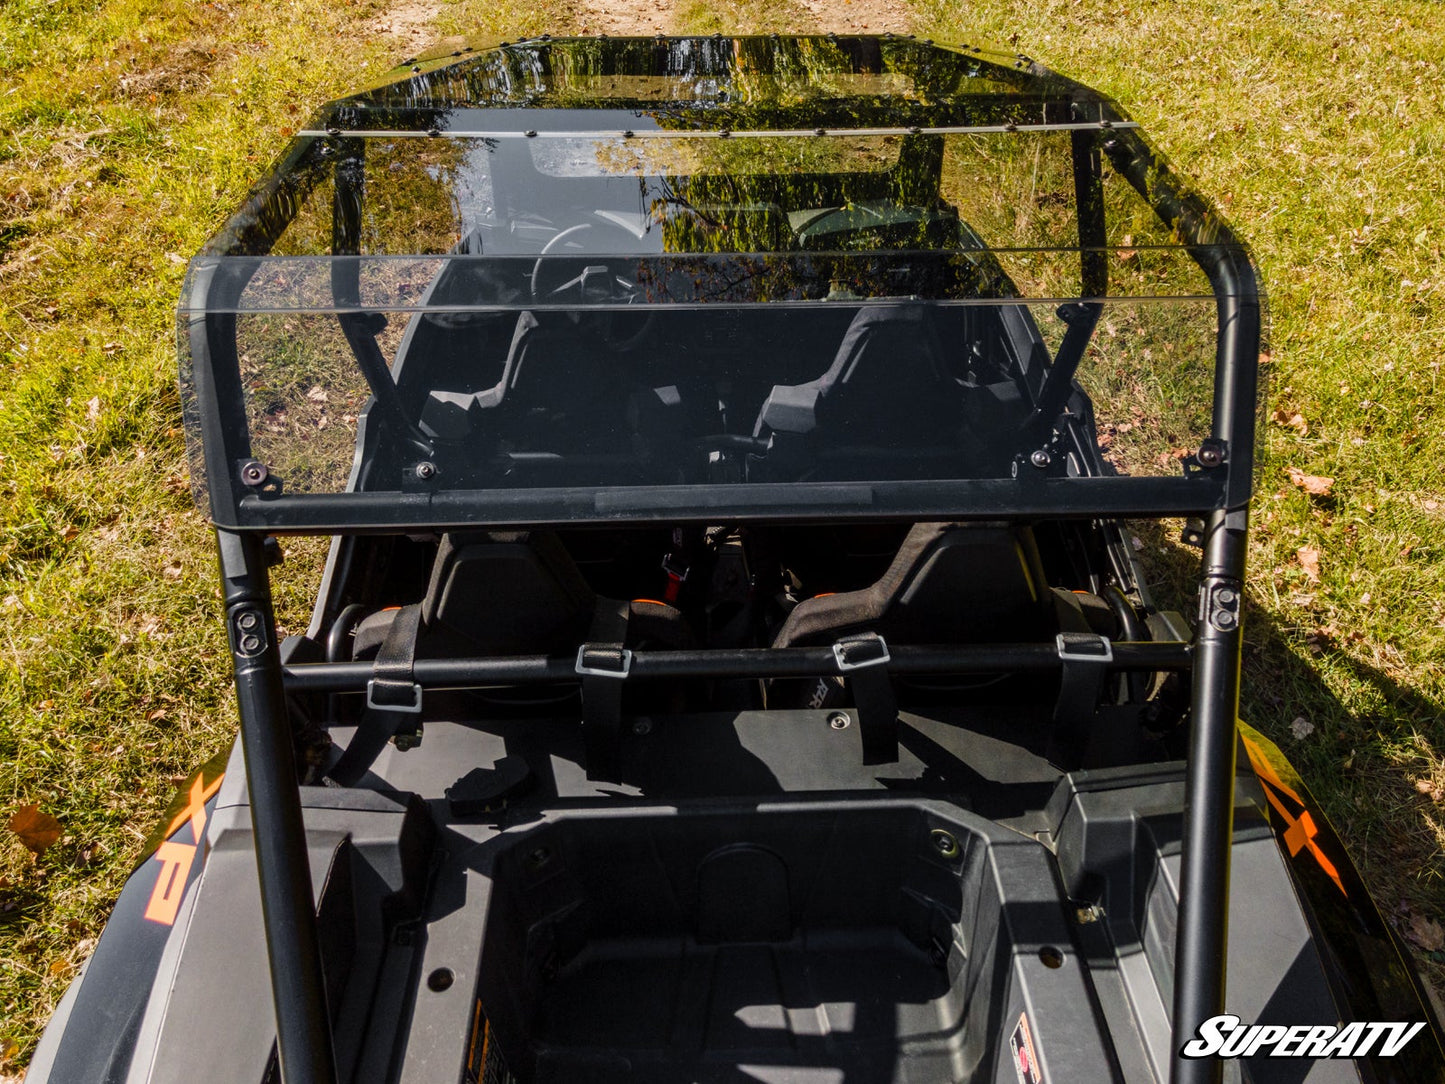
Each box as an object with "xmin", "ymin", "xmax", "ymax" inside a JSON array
[{"xmin": 423, "ymin": 530, "xmax": 595, "ymax": 654}]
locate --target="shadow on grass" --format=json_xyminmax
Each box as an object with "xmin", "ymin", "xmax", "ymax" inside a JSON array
[{"xmin": 1129, "ymin": 518, "xmax": 1445, "ymax": 992}]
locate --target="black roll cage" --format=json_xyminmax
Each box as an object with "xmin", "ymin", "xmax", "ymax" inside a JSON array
[{"xmin": 191, "ymin": 41, "xmax": 1261, "ymax": 1084}]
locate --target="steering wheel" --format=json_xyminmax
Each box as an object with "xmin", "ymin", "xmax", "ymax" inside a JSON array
[{"xmin": 529, "ymin": 217, "xmax": 656, "ymax": 352}]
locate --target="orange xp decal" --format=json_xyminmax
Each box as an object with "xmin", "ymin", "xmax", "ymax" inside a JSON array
[
  {"xmin": 1241, "ymin": 730, "xmax": 1345, "ymax": 895},
  {"xmin": 144, "ymin": 772, "xmax": 225, "ymax": 925}
]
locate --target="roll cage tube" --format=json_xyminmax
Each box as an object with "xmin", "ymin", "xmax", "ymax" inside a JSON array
[
  {"xmin": 1019, "ymin": 126, "xmax": 1106, "ymax": 450},
  {"xmin": 332, "ymin": 138, "xmax": 435, "ymax": 465},
  {"xmin": 218, "ymin": 530, "xmax": 337, "ymax": 1084}
]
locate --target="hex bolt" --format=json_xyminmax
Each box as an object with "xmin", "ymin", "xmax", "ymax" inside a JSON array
[
  {"xmin": 239, "ymin": 634, "xmax": 262, "ymax": 654},
  {"xmin": 1216, "ymin": 588, "xmax": 1237, "ymax": 606},
  {"xmin": 1030, "ymin": 448, "xmax": 1052, "ymax": 469},
  {"xmin": 1215, "ymin": 610, "xmax": 1238, "ymax": 630},
  {"xmin": 237, "ymin": 611, "xmax": 259, "ymax": 631},
  {"xmin": 1197, "ymin": 443, "xmax": 1223, "ymax": 467},
  {"xmin": 930, "ymin": 829, "xmax": 960, "ymax": 859},
  {"xmin": 828, "ymin": 712, "xmax": 851, "ymax": 730},
  {"xmin": 1075, "ymin": 903, "xmax": 1103, "ymax": 924}
]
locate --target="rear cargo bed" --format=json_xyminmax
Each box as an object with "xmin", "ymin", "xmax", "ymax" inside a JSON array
[{"xmin": 462, "ymin": 800, "xmax": 1122, "ymax": 1084}]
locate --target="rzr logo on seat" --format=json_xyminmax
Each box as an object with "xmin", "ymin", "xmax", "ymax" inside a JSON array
[{"xmin": 1182, "ymin": 1014, "xmax": 1425, "ymax": 1059}]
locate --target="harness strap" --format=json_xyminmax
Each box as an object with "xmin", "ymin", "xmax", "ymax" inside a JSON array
[
  {"xmin": 578, "ymin": 598, "xmax": 631, "ymax": 782},
  {"xmin": 1048, "ymin": 631, "xmax": 1112, "ymax": 769},
  {"xmin": 834, "ymin": 631, "xmax": 898, "ymax": 764},
  {"xmin": 325, "ymin": 602, "xmax": 424, "ymax": 787}
]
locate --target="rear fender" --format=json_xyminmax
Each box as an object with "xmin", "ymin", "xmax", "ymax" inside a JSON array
[{"xmin": 27, "ymin": 750, "xmax": 229, "ymax": 1084}]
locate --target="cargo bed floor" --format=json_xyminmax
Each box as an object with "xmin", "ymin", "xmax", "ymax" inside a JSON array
[{"xmin": 530, "ymin": 929, "xmax": 961, "ymax": 1083}]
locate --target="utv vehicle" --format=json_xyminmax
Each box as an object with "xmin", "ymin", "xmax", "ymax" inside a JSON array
[{"xmin": 29, "ymin": 34, "xmax": 1444, "ymax": 1084}]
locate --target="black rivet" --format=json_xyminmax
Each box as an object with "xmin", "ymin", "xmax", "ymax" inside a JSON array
[
  {"xmin": 525, "ymin": 130, "xmax": 538, "ymax": 138},
  {"xmin": 1039, "ymin": 946, "xmax": 1065, "ymax": 969}
]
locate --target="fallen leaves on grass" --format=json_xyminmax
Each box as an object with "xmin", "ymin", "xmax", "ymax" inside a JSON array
[
  {"xmin": 8, "ymin": 804, "xmax": 63, "ymax": 856},
  {"xmin": 1271, "ymin": 408, "xmax": 1309, "ymax": 436},
  {"xmin": 1290, "ymin": 716, "xmax": 1315, "ymax": 740},
  {"xmin": 1287, "ymin": 466, "xmax": 1334, "ymax": 496},
  {"xmin": 1416, "ymin": 778, "xmax": 1445, "ymax": 803},
  {"xmin": 1405, "ymin": 909, "xmax": 1445, "ymax": 953},
  {"xmin": 1297, "ymin": 546, "xmax": 1321, "ymax": 583}
]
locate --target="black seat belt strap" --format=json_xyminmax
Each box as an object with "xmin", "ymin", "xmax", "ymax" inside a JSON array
[
  {"xmin": 325, "ymin": 603, "xmax": 424, "ymax": 787},
  {"xmin": 1049, "ymin": 631, "xmax": 1112, "ymax": 770},
  {"xmin": 834, "ymin": 632, "xmax": 897, "ymax": 764},
  {"xmin": 578, "ymin": 598, "xmax": 631, "ymax": 782}
]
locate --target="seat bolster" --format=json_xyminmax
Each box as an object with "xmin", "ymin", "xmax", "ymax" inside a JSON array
[
  {"xmin": 755, "ymin": 383, "xmax": 822, "ymax": 436},
  {"xmin": 351, "ymin": 607, "xmax": 401, "ymax": 659},
  {"xmin": 626, "ymin": 599, "xmax": 697, "ymax": 649}
]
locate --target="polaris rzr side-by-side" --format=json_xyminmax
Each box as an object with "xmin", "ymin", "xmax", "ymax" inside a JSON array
[{"xmin": 29, "ymin": 34, "xmax": 1444, "ymax": 1084}]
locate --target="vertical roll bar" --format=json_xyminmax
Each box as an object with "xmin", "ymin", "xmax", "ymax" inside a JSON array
[
  {"xmin": 1170, "ymin": 508, "xmax": 1247, "ymax": 1084},
  {"xmin": 217, "ymin": 529, "xmax": 337, "ymax": 1084}
]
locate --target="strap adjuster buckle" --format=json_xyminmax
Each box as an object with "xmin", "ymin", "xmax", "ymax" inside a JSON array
[
  {"xmin": 576, "ymin": 644, "xmax": 633, "ymax": 679},
  {"xmin": 366, "ymin": 679, "xmax": 423, "ymax": 714},
  {"xmin": 833, "ymin": 633, "xmax": 891, "ymax": 672},
  {"xmin": 1056, "ymin": 633, "xmax": 1113, "ymax": 664}
]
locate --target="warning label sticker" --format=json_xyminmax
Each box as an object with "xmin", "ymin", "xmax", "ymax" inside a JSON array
[{"xmin": 1010, "ymin": 1011, "xmax": 1044, "ymax": 1084}]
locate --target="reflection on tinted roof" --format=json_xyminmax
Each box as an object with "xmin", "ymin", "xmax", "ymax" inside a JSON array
[{"xmin": 179, "ymin": 36, "xmax": 1260, "ymax": 532}]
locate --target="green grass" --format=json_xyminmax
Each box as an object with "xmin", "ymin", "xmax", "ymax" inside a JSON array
[
  {"xmin": 915, "ymin": 0, "xmax": 1445, "ymax": 991},
  {"xmin": 0, "ymin": 0, "xmax": 575, "ymax": 1069},
  {"xmin": 2, "ymin": 0, "xmax": 1444, "ymax": 1071}
]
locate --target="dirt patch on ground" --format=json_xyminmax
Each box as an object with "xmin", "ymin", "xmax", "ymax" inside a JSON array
[
  {"xmin": 575, "ymin": 0, "xmax": 911, "ymax": 36},
  {"xmin": 795, "ymin": 0, "xmax": 911, "ymax": 33},
  {"xmin": 367, "ymin": 0, "xmax": 444, "ymax": 46},
  {"xmin": 576, "ymin": 0, "xmax": 673, "ymax": 35}
]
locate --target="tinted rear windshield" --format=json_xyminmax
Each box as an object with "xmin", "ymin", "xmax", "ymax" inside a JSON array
[{"xmin": 181, "ymin": 38, "xmax": 1258, "ymax": 531}]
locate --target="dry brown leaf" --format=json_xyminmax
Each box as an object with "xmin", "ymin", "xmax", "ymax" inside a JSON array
[
  {"xmin": 9, "ymin": 803, "xmax": 63, "ymax": 855},
  {"xmin": 1408, "ymin": 912, "xmax": 1445, "ymax": 952},
  {"xmin": 1287, "ymin": 466, "xmax": 1334, "ymax": 496},
  {"xmin": 1270, "ymin": 408, "xmax": 1309, "ymax": 436},
  {"xmin": 1296, "ymin": 546, "xmax": 1321, "ymax": 583}
]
